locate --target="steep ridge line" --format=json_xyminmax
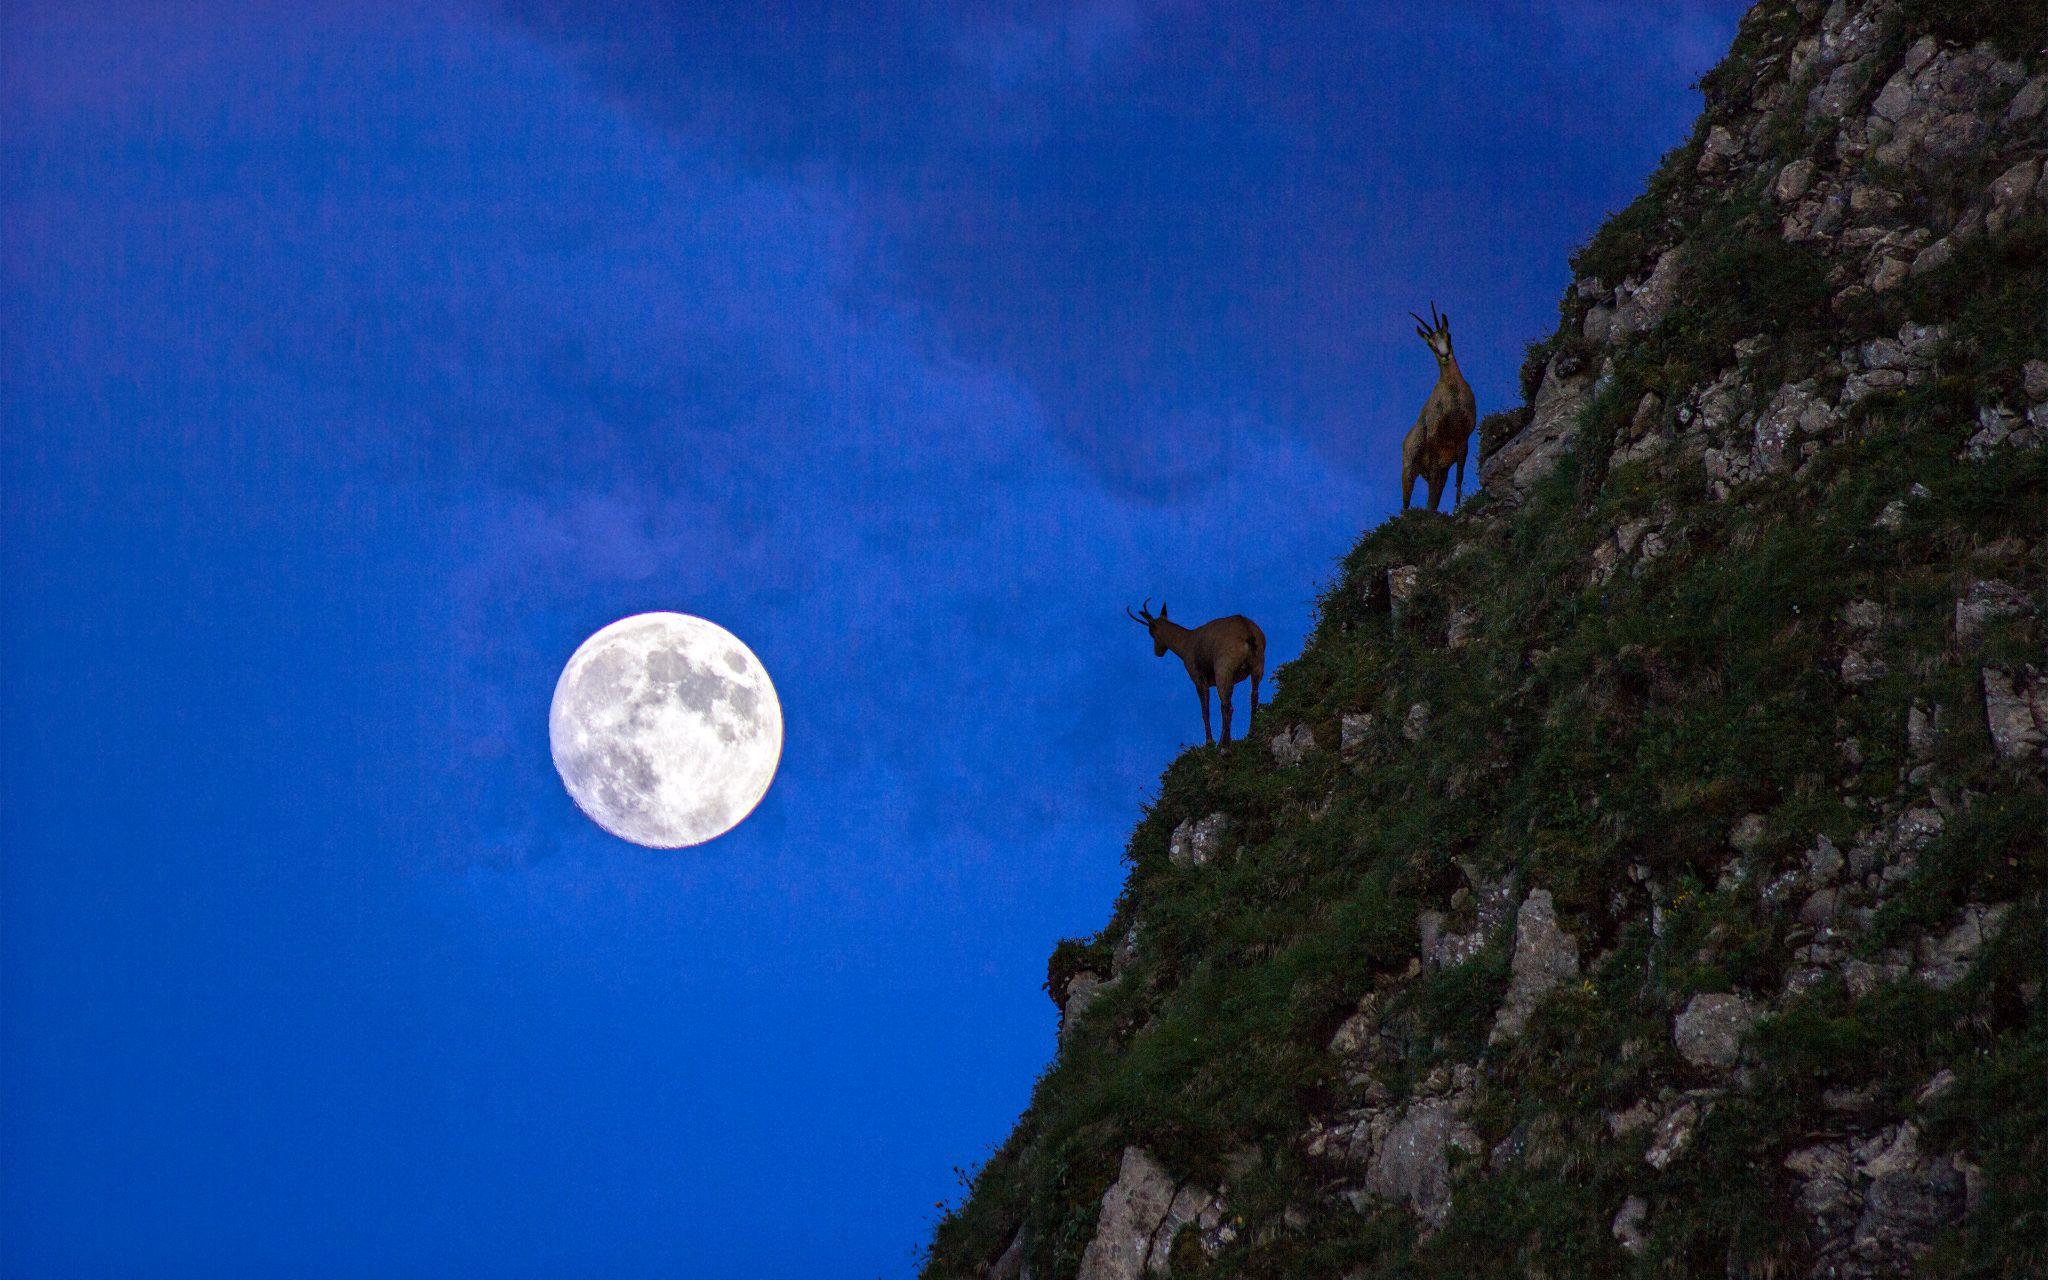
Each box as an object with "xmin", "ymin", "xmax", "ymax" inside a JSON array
[{"xmin": 927, "ymin": 2, "xmax": 2047, "ymax": 1276}]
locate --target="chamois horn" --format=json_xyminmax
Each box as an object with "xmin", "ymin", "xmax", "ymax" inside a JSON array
[{"xmin": 1126, "ymin": 598, "xmax": 1156, "ymax": 626}]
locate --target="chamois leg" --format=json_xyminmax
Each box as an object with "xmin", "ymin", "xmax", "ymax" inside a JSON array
[
  {"xmin": 1455, "ymin": 456, "xmax": 1465, "ymax": 507},
  {"xmin": 1198, "ymin": 684, "xmax": 1214, "ymax": 744},
  {"xmin": 1247, "ymin": 673, "xmax": 1260, "ymax": 736},
  {"xmin": 1218, "ymin": 684, "xmax": 1234, "ymax": 746},
  {"xmin": 1426, "ymin": 468, "xmax": 1447, "ymax": 513}
]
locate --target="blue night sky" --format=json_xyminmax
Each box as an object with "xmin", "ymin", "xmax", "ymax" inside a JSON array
[{"xmin": 2, "ymin": 2, "xmax": 1741, "ymax": 1275}]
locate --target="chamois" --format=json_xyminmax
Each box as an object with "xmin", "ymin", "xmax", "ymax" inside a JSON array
[
  {"xmin": 1400, "ymin": 302, "xmax": 1478, "ymax": 512},
  {"xmin": 1127, "ymin": 599, "xmax": 1266, "ymax": 746}
]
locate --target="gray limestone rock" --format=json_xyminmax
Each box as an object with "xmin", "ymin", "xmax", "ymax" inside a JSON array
[
  {"xmin": 1169, "ymin": 812, "xmax": 1230, "ymax": 869},
  {"xmin": 1916, "ymin": 1069, "xmax": 1958, "ymax": 1107},
  {"xmin": 1860, "ymin": 336, "xmax": 1907, "ymax": 370},
  {"xmin": 987, "ymin": 1228, "xmax": 1031, "ymax": 1280},
  {"xmin": 1916, "ymin": 904, "xmax": 2011, "ymax": 990},
  {"xmin": 1490, "ymin": 889, "xmax": 1580, "ymax": 1042},
  {"xmin": 1910, "ymin": 235, "xmax": 1956, "ymax": 277},
  {"xmin": 1645, "ymin": 1099, "xmax": 1702, "ymax": 1170},
  {"xmin": 1386, "ymin": 565, "xmax": 1421, "ymax": 620},
  {"xmin": 1906, "ymin": 701, "xmax": 1939, "ymax": 761},
  {"xmin": 1955, "ymin": 580, "xmax": 2034, "ymax": 648},
  {"xmin": 1801, "ymin": 887, "xmax": 1843, "ymax": 928},
  {"xmin": 1868, "ymin": 42, "xmax": 2025, "ymax": 173},
  {"xmin": 2008, "ymin": 74, "xmax": 2048, "ymax": 125},
  {"xmin": 1845, "ymin": 951, "xmax": 1912, "ymax": 999},
  {"xmin": 1749, "ymin": 381, "xmax": 1837, "ymax": 474},
  {"xmin": 1849, "ymin": 1123, "xmax": 1968, "ymax": 1272},
  {"xmin": 1419, "ymin": 871, "xmax": 1516, "ymax": 973},
  {"xmin": 1783, "ymin": 1123, "xmax": 1972, "ymax": 1274},
  {"xmin": 1807, "ymin": 834, "xmax": 1846, "ymax": 883},
  {"xmin": 1061, "ymin": 972, "xmax": 1115, "ymax": 1043},
  {"xmin": 1077, "ymin": 1147, "xmax": 1222, "ymax": 1280},
  {"xmin": 2024, "ymin": 359, "xmax": 2048, "ymax": 404},
  {"xmin": 1327, "ymin": 994, "xmax": 1385, "ymax": 1061},
  {"xmin": 1697, "ymin": 125, "xmax": 1742, "ymax": 172},
  {"xmin": 1339, "ymin": 712, "xmax": 1374, "ymax": 756},
  {"xmin": 1612, "ymin": 1196, "xmax": 1649, "ymax": 1254},
  {"xmin": 1401, "ymin": 702, "xmax": 1431, "ymax": 743},
  {"xmin": 1987, "ymin": 158, "xmax": 2042, "ymax": 235},
  {"xmin": 1982, "ymin": 667, "xmax": 2047, "ymax": 763},
  {"xmin": 1673, "ymin": 993, "xmax": 1759, "ymax": 1069},
  {"xmin": 1481, "ymin": 354, "xmax": 1593, "ymax": 497},
  {"xmin": 1787, "ymin": 1139, "xmax": 1856, "ymax": 1219},
  {"xmin": 1774, "ymin": 157, "xmax": 1818, "ymax": 204},
  {"xmin": 1811, "ymin": 53, "xmax": 1879, "ymax": 122},
  {"xmin": 1612, "ymin": 248, "xmax": 1682, "ymax": 335},
  {"xmin": 1365, "ymin": 1099, "xmax": 1483, "ymax": 1227},
  {"xmin": 1840, "ymin": 648, "xmax": 1887, "ymax": 686},
  {"xmin": 1606, "ymin": 1100, "xmax": 1657, "ymax": 1138},
  {"xmin": 1445, "ymin": 607, "xmax": 1477, "ymax": 650},
  {"xmin": 1270, "ymin": 725, "xmax": 1314, "ymax": 768},
  {"xmin": 1966, "ymin": 402, "xmax": 2037, "ymax": 458}
]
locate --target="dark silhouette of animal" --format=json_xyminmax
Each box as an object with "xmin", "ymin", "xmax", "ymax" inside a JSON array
[
  {"xmin": 1401, "ymin": 302, "xmax": 1478, "ymax": 512},
  {"xmin": 1127, "ymin": 599, "xmax": 1266, "ymax": 745}
]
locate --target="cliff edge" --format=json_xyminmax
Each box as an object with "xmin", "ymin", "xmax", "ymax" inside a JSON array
[{"xmin": 926, "ymin": 2, "xmax": 2047, "ymax": 1276}]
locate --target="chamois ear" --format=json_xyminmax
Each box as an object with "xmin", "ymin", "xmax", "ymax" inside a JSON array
[{"xmin": 1159, "ymin": 602, "xmax": 1169, "ymax": 619}]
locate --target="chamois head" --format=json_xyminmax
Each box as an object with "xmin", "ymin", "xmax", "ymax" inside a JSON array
[
  {"xmin": 1411, "ymin": 301, "xmax": 1455, "ymax": 366},
  {"xmin": 1126, "ymin": 598, "xmax": 1172, "ymax": 656}
]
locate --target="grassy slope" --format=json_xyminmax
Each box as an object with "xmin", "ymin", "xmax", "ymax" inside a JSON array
[{"xmin": 925, "ymin": 2, "xmax": 2047, "ymax": 1275}]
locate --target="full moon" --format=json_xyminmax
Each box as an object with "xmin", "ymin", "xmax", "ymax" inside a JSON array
[{"xmin": 549, "ymin": 613, "xmax": 783, "ymax": 848}]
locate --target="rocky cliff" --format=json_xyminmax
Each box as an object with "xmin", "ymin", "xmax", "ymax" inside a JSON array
[{"xmin": 924, "ymin": 3, "xmax": 2047, "ymax": 1276}]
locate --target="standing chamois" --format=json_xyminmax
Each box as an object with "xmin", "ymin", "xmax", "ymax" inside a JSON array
[
  {"xmin": 1400, "ymin": 302, "xmax": 1478, "ymax": 512},
  {"xmin": 1127, "ymin": 600, "xmax": 1266, "ymax": 746}
]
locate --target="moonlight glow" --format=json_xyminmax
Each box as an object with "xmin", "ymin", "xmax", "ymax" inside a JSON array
[{"xmin": 549, "ymin": 613, "xmax": 783, "ymax": 848}]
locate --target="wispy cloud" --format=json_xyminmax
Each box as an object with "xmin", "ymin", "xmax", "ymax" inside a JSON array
[
  {"xmin": 5, "ymin": 0, "xmax": 1364, "ymax": 881},
  {"xmin": 953, "ymin": 0, "xmax": 1144, "ymax": 90}
]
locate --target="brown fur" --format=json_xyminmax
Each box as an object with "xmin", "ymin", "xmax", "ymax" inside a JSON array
[
  {"xmin": 1400, "ymin": 302, "xmax": 1478, "ymax": 512},
  {"xmin": 1127, "ymin": 599, "xmax": 1266, "ymax": 745}
]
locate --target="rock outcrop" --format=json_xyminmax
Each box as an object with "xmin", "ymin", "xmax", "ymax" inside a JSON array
[
  {"xmin": 1166, "ymin": 812, "xmax": 1229, "ymax": 869},
  {"xmin": 1269, "ymin": 724, "xmax": 1314, "ymax": 767},
  {"xmin": 1075, "ymin": 1148, "xmax": 1226, "ymax": 1280},
  {"xmin": 1672, "ymin": 992, "xmax": 1760, "ymax": 1069},
  {"xmin": 1785, "ymin": 1121, "xmax": 1973, "ymax": 1278},
  {"xmin": 1479, "ymin": 352, "xmax": 1592, "ymax": 498},
  {"xmin": 1488, "ymin": 889, "xmax": 1580, "ymax": 1042},
  {"xmin": 1362, "ymin": 1097, "xmax": 1482, "ymax": 1228}
]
